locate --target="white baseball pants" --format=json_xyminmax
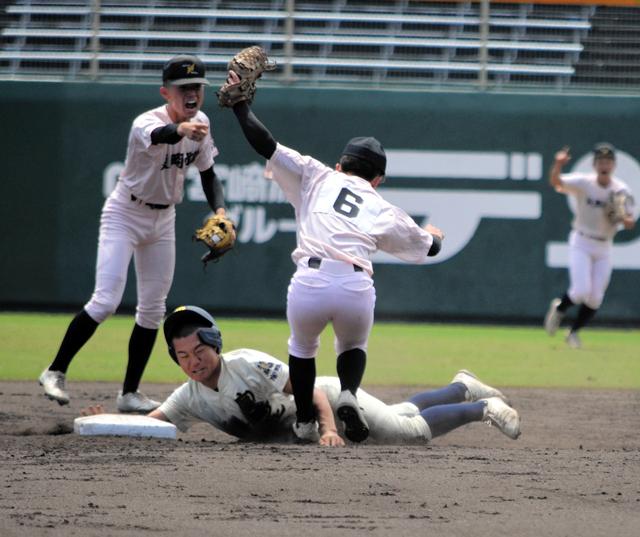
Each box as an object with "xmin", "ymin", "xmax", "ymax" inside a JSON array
[
  {"xmin": 286, "ymin": 257, "xmax": 376, "ymax": 358},
  {"xmin": 316, "ymin": 377, "xmax": 432, "ymax": 444},
  {"xmin": 84, "ymin": 195, "xmax": 176, "ymax": 329},
  {"xmin": 567, "ymin": 230, "xmax": 613, "ymax": 309}
]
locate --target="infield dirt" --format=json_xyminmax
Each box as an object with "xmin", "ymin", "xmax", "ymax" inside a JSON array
[{"xmin": 1, "ymin": 381, "xmax": 639, "ymax": 537}]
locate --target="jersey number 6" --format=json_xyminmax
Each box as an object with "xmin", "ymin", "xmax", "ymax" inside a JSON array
[{"xmin": 333, "ymin": 188, "xmax": 363, "ymax": 219}]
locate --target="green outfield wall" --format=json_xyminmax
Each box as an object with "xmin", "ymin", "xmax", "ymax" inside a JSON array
[{"xmin": 1, "ymin": 82, "xmax": 639, "ymax": 324}]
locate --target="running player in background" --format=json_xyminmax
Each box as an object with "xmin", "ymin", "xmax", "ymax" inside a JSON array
[
  {"xmin": 40, "ymin": 55, "xmax": 229, "ymax": 412},
  {"xmin": 544, "ymin": 143, "xmax": 635, "ymax": 349}
]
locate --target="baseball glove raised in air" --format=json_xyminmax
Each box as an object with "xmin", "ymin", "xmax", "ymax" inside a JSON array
[
  {"xmin": 605, "ymin": 191, "xmax": 633, "ymax": 224},
  {"xmin": 193, "ymin": 215, "xmax": 236, "ymax": 270},
  {"xmin": 216, "ymin": 46, "xmax": 276, "ymax": 108}
]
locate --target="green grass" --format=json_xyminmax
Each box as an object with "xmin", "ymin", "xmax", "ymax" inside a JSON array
[{"xmin": 1, "ymin": 312, "xmax": 639, "ymax": 389}]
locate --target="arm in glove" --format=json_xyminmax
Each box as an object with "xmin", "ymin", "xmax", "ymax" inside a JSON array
[
  {"xmin": 217, "ymin": 46, "xmax": 276, "ymax": 108},
  {"xmin": 193, "ymin": 215, "xmax": 236, "ymax": 269}
]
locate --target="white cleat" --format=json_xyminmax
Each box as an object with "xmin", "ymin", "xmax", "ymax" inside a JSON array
[
  {"xmin": 293, "ymin": 420, "xmax": 320, "ymax": 444},
  {"xmin": 452, "ymin": 370, "xmax": 511, "ymax": 407},
  {"xmin": 482, "ymin": 397, "xmax": 521, "ymax": 440},
  {"xmin": 39, "ymin": 368, "xmax": 70, "ymax": 406},
  {"xmin": 565, "ymin": 329, "xmax": 582, "ymax": 350},
  {"xmin": 337, "ymin": 390, "xmax": 369, "ymax": 443},
  {"xmin": 544, "ymin": 298, "xmax": 564, "ymax": 336},
  {"xmin": 117, "ymin": 391, "xmax": 161, "ymax": 414}
]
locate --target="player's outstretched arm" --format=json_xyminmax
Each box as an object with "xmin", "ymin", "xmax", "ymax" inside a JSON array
[
  {"xmin": 424, "ymin": 225, "xmax": 444, "ymax": 257},
  {"xmin": 200, "ymin": 167, "xmax": 227, "ymax": 215},
  {"xmin": 313, "ymin": 388, "xmax": 345, "ymax": 447},
  {"xmin": 232, "ymin": 100, "xmax": 277, "ymax": 160},
  {"xmin": 549, "ymin": 146, "xmax": 571, "ymax": 189}
]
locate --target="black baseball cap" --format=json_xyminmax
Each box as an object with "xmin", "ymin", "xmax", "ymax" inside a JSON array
[
  {"xmin": 162, "ymin": 55, "xmax": 210, "ymax": 86},
  {"xmin": 342, "ymin": 137, "xmax": 387, "ymax": 175},
  {"xmin": 594, "ymin": 142, "xmax": 616, "ymax": 160}
]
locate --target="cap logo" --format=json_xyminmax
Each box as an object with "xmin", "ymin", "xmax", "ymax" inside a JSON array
[{"xmin": 187, "ymin": 64, "xmax": 195, "ymax": 75}]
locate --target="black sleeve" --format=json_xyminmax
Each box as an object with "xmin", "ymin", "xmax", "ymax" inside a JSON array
[
  {"xmin": 200, "ymin": 166, "xmax": 226, "ymax": 213},
  {"xmin": 151, "ymin": 124, "xmax": 184, "ymax": 145},
  {"xmin": 427, "ymin": 235, "xmax": 442, "ymax": 257},
  {"xmin": 232, "ymin": 101, "xmax": 277, "ymax": 160}
]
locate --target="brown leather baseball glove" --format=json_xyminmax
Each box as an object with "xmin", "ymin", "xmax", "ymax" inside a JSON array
[
  {"xmin": 605, "ymin": 191, "xmax": 633, "ymax": 224},
  {"xmin": 193, "ymin": 215, "xmax": 236, "ymax": 269},
  {"xmin": 216, "ymin": 46, "xmax": 277, "ymax": 108}
]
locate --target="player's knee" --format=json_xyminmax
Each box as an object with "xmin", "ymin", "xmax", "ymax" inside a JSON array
[
  {"xmin": 85, "ymin": 298, "xmax": 118, "ymax": 324},
  {"xmin": 288, "ymin": 339, "xmax": 320, "ymax": 359},
  {"xmin": 585, "ymin": 296, "xmax": 603, "ymax": 309},
  {"xmin": 135, "ymin": 305, "xmax": 165, "ymax": 330},
  {"xmin": 569, "ymin": 287, "xmax": 590, "ymax": 305}
]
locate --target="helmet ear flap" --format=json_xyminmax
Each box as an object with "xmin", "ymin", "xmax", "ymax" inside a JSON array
[{"xmin": 197, "ymin": 327, "xmax": 223, "ymax": 352}]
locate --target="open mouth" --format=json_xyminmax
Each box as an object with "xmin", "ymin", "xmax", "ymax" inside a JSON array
[{"xmin": 186, "ymin": 100, "xmax": 198, "ymax": 110}]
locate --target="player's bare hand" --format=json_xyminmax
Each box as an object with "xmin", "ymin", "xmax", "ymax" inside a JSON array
[
  {"xmin": 555, "ymin": 146, "xmax": 571, "ymax": 166},
  {"xmin": 225, "ymin": 70, "xmax": 241, "ymax": 86},
  {"xmin": 622, "ymin": 215, "xmax": 635, "ymax": 229},
  {"xmin": 81, "ymin": 404, "xmax": 105, "ymax": 417},
  {"xmin": 424, "ymin": 224, "xmax": 444, "ymax": 240},
  {"xmin": 178, "ymin": 122, "xmax": 209, "ymax": 142},
  {"xmin": 319, "ymin": 431, "xmax": 345, "ymax": 447}
]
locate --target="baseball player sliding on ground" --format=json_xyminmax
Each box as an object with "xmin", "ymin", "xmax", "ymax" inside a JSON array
[
  {"xmin": 221, "ymin": 70, "xmax": 444, "ymax": 444},
  {"xmin": 84, "ymin": 306, "xmax": 521, "ymax": 444},
  {"xmin": 40, "ymin": 55, "xmax": 230, "ymax": 412},
  {"xmin": 544, "ymin": 143, "xmax": 635, "ymax": 349}
]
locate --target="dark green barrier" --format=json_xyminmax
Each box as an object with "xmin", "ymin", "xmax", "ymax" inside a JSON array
[{"xmin": 1, "ymin": 82, "xmax": 639, "ymax": 324}]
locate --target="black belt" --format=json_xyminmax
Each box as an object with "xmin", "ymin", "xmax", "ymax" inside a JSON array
[
  {"xmin": 577, "ymin": 231, "xmax": 607, "ymax": 242},
  {"xmin": 308, "ymin": 257, "xmax": 363, "ymax": 272},
  {"xmin": 131, "ymin": 194, "xmax": 169, "ymax": 210}
]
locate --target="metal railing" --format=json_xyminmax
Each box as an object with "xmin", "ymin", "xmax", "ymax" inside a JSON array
[{"xmin": 0, "ymin": 0, "xmax": 638, "ymax": 94}]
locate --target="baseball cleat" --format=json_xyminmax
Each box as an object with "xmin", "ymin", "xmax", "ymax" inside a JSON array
[
  {"xmin": 293, "ymin": 420, "xmax": 320, "ymax": 444},
  {"xmin": 39, "ymin": 368, "xmax": 70, "ymax": 406},
  {"xmin": 117, "ymin": 391, "xmax": 161, "ymax": 414},
  {"xmin": 337, "ymin": 390, "xmax": 369, "ymax": 443},
  {"xmin": 481, "ymin": 397, "xmax": 521, "ymax": 440},
  {"xmin": 544, "ymin": 298, "xmax": 564, "ymax": 336},
  {"xmin": 452, "ymin": 370, "xmax": 511, "ymax": 407},
  {"xmin": 565, "ymin": 329, "xmax": 582, "ymax": 350}
]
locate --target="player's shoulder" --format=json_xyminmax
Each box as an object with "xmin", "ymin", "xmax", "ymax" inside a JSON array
[
  {"xmin": 223, "ymin": 348, "xmax": 285, "ymax": 368},
  {"xmin": 223, "ymin": 349, "xmax": 288, "ymax": 384},
  {"xmin": 132, "ymin": 105, "xmax": 169, "ymax": 127},
  {"xmin": 195, "ymin": 110, "xmax": 210, "ymax": 124},
  {"xmin": 611, "ymin": 175, "xmax": 634, "ymax": 194},
  {"xmin": 560, "ymin": 171, "xmax": 594, "ymax": 180}
]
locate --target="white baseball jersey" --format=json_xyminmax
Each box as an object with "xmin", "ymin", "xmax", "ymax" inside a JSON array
[
  {"xmin": 557, "ymin": 172, "xmax": 635, "ymax": 309},
  {"xmin": 114, "ymin": 104, "xmax": 217, "ymax": 205},
  {"xmin": 158, "ymin": 349, "xmax": 431, "ymax": 444},
  {"xmin": 558, "ymin": 172, "xmax": 635, "ymax": 241},
  {"xmin": 265, "ymin": 143, "xmax": 433, "ymax": 275},
  {"xmin": 85, "ymin": 104, "xmax": 219, "ymax": 329},
  {"xmin": 158, "ymin": 349, "xmax": 297, "ymax": 439}
]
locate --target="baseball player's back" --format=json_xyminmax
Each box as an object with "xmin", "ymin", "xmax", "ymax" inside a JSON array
[{"xmin": 225, "ymin": 92, "xmax": 444, "ymax": 444}]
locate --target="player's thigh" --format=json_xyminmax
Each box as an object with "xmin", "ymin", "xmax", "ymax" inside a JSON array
[
  {"xmin": 568, "ymin": 245, "xmax": 594, "ymax": 300},
  {"xmin": 357, "ymin": 389, "xmax": 429, "ymax": 444},
  {"xmin": 332, "ymin": 275, "xmax": 376, "ymax": 353},
  {"xmin": 286, "ymin": 269, "xmax": 334, "ymax": 355},
  {"xmin": 587, "ymin": 253, "xmax": 613, "ymax": 308}
]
